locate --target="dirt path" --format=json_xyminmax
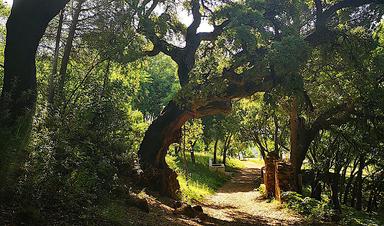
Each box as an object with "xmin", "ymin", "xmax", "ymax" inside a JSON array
[{"xmin": 200, "ymin": 161, "xmax": 305, "ymax": 225}]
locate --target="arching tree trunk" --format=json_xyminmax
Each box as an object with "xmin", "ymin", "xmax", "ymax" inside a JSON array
[
  {"xmin": 0, "ymin": 0, "xmax": 68, "ymax": 202},
  {"xmin": 138, "ymin": 99, "xmax": 231, "ymax": 198},
  {"xmin": 138, "ymin": 101, "xmax": 189, "ymax": 198}
]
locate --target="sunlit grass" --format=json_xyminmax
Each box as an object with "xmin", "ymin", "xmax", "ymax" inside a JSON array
[
  {"xmin": 248, "ymin": 158, "xmax": 265, "ymax": 167},
  {"xmin": 166, "ymin": 152, "xmax": 245, "ymax": 202},
  {"xmin": 226, "ymin": 156, "xmax": 246, "ymax": 171}
]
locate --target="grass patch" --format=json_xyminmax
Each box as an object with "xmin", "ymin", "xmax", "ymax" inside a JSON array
[
  {"xmin": 226, "ymin": 157, "xmax": 246, "ymax": 171},
  {"xmin": 166, "ymin": 152, "xmax": 244, "ymax": 202},
  {"xmin": 248, "ymin": 158, "xmax": 264, "ymax": 167},
  {"xmin": 97, "ymin": 201, "xmax": 130, "ymax": 225}
]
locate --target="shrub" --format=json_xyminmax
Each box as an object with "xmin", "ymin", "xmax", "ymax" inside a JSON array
[
  {"xmin": 281, "ymin": 191, "xmax": 336, "ymax": 222},
  {"xmin": 257, "ymin": 184, "xmax": 267, "ymax": 197}
]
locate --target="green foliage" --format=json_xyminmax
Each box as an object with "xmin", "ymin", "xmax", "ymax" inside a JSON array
[
  {"xmin": 340, "ymin": 206, "xmax": 384, "ymax": 226},
  {"xmin": 133, "ymin": 54, "xmax": 179, "ymax": 118},
  {"xmin": 268, "ymin": 35, "xmax": 310, "ymax": 76},
  {"xmin": 1, "ymin": 0, "xmax": 384, "ymax": 224},
  {"xmin": 281, "ymin": 191, "xmax": 336, "ymax": 222},
  {"xmin": 257, "ymin": 184, "xmax": 267, "ymax": 197}
]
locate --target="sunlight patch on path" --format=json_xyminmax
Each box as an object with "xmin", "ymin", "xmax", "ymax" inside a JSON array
[{"xmin": 201, "ymin": 161, "xmax": 304, "ymax": 225}]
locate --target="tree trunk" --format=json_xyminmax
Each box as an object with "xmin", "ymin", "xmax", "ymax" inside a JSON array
[
  {"xmin": 273, "ymin": 113, "xmax": 279, "ymax": 153},
  {"xmin": 190, "ymin": 140, "xmax": 197, "ymax": 164},
  {"xmin": 289, "ymin": 97, "xmax": 305, "ymax": 192},
  {"xmin": 222, "ymin": 134, "xmax": 232, "ymax": 166},
  {"xmin": 213, "ymin": 138, "xmax": 219, "ymax": 164},
  {"xmin": 138, "ymin": 101, "xmax": 190, "ymax": 198},
  {"xmin": 137, "ymin": 98, "xmax": 231, "ymax": 198},
  {"xmin": 0, "ymin": 0, "xmax": 68, "ymax": 202},
  {"xmin": 203, "ymin": 138, "xmax": 209, "ymax": 153},
  {"xmin": 344, "ymin": 175, "xmax": 355, "ymax": 205},
  {"xmin": 354, "ymin": 155, "xmax": 365, "ymax": 210},
  {"xmin": 57, "ymin": 0, "xmax": 84, "ymax": 104},
  {"xmin": 330, "ymin": 172, "xmax": 342, "ymax": 212},
  {"xmin": 330, "ymin": 150, "xmax": 342, "ymax": 212},
  {"xmin": 311, "ymin": 172, "xmax": 322, "ymax": 201},
  {"xmin": 339, "ymin": 164, "xmax": 348, "ymax": 202},
  {"xmin": 343, "ymin": 157, "xmax": 358, "ymax": 205},
  {"xmin": 264, "ymin": 152, "xmax": 279, "ymax": 198},
  {"xmin": 367, "ymin": 188, "xmax": 374, "ymax": 212},
  {"xmin": 289, "ymin": 116, "xmax": 315, "ymax": 193},
  {"xmin": 47, "ymin": 9, "xmax": 65, "ymax": 107}
]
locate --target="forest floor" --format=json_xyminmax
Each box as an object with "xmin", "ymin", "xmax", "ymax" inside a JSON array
[
  {"xmin": 125, "ymin": 160, "xmax": 307, "ymax": 226},
  {"xmin": 199, "ymin": 161, "xmax": 305, "ymax": 225}
]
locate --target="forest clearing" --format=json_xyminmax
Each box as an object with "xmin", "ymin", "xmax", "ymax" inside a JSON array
[{"xmin": 0, "ymin": 0, "xmax": 384, "ymax": 225}]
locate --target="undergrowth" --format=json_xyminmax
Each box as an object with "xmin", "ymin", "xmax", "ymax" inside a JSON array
[{"xmin": 281, "ymin": 191, "xmax": 384, "ymax": 225}]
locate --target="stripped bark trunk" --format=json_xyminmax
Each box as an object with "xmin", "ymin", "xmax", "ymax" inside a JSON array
[{"xmin": 264, "ymin": 152, "xmax": 279, "ymax": 198}]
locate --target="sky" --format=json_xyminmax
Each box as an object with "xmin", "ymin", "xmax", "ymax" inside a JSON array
[{"xmin": 4, "ymin": 0, "xmax": 12, "ymax": 6}]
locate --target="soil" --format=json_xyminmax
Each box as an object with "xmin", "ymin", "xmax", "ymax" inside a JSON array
[{"xmin": 127, "ymin": 161, "xmax": 307, "ymax": 226}]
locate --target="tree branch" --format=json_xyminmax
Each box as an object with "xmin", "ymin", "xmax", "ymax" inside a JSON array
[
  {"xmin": 322, "ymin": 0, "xmax": 382, "ymax": 20},
  {"xmin": 198, "ymin": 19, "xmax": 230, "ymax": 41},
  {"xmin": 186, "ymin": 0, "xmax": 202, "ymax": 41},
  {"xmin": 139, "ymin": 19, "xmax": 183, "ymax": 61}
]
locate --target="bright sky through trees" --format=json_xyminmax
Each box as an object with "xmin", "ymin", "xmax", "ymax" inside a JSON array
[
  {"xmin": 3, "ymin": 0, "xmax": 212, "ymax": 32},
  {"xmin": 4, "ymin": 0, "xmax": 12, "ymax": 6}
]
